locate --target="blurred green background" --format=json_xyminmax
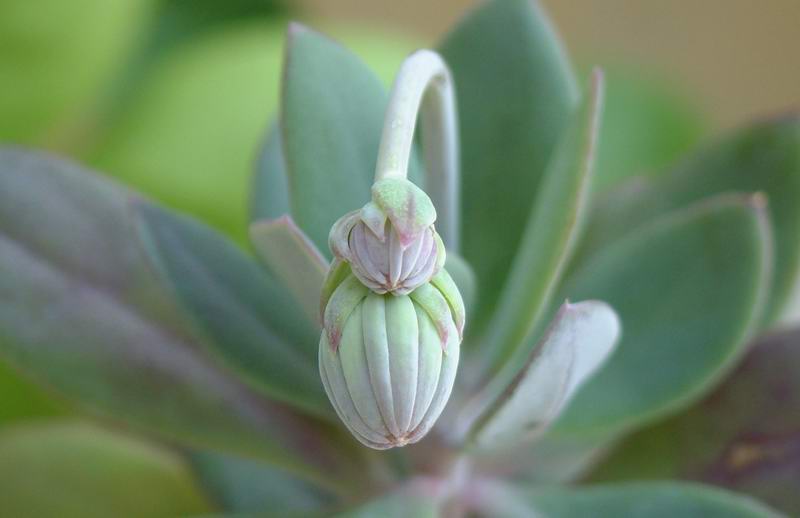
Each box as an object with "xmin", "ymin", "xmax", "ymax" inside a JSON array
[{"xmin": 0, "ymin": 0, "xmax": 797, "ymax": 515}]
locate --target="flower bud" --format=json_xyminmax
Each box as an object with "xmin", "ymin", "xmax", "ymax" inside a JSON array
[
  {"xmin": 320, "ymin": 177, "xmax": 465, "ymax": 449},
  {"xmin": 319, "ymin": 268, "xmax": 464, "ymax": 449},
  {"xmin": 329, "ymin": 177, "xmax": 445, "ymax": 295}
]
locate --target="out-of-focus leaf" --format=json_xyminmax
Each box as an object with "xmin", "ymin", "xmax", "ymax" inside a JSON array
[
  {"xmin": 0, "ymin": 0, "xmax": 155, "ymax": 145},
  {"xmin": 191, "ymin": 450, "xmax": 332, "ymax": 514},
  {"xmin": 0, "ymin": 149, "xmax": 361, "ymax": 487},
  {"xmin": 444, "ymin": 251, "xmax": 477, "ymax": 317},
  {"xmin": 251, "ymin": 124, "xmax": 291, "ymax": 223},
  {"xmin": 0, "ymin": 355, "xmax": 65, "ymax": 424},
  {"xmin": 588, "ymin": 328, "xmax": 800, "ymax": 516},
  {"xmin": 92, "ymin": 22, "xmax": 286, "ymax": 243},
  {"xmin": 480, "ymin": 482, "xmax": 780, "ymax": 518},
  {"xmin": 578, "ymin": 116, "xmax": 800, "ymax": 325},
  {"xmin": 552, "ymin": 194, "xmax": 771, "ymax": 437},
  {"xmin": 0, "ymin": 420, "xmax": 211, "ymax": 518},
  {"xmin": 250, "ymin": 215, "xmax": 328, "ymax": 326},
  {"xmin": 481, "ymin": 431, "xmax": 614, "ymax": 485},
  {"xmin": 101, "ymin": 1, "xmax": 289, "ymax": 131},
  {"xmin": 439, "ymin": 0, "xmax": 579, "ymax": 335},
  {"xmin": 593, "ymin": 65, "xmax": 706, "ymax": 191},
  {"xmin": 480, "ymin": 70, "xmax": 603, "ymax": 372},
  {"xmin": 136, "ymin": 203, "xmax": 328, "ymax": 418},
  {"xmin": 334, "ymin": 482, "xmax": 439, "ymax": 518},
  {"xmin": 280, "ymin": 24, "xmax": 423, "ymax": 252},
  {"xmin": 466, "ymin": 301, "xmax": 619, "ymax": 450}
]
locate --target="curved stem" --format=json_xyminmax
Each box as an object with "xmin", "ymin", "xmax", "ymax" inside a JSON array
[{"xmin": 375, "ymin": 50, "xmax": 460, "ymax": 251}]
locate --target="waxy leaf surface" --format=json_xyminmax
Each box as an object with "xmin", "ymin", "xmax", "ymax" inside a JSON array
[
  {"xmin": 280, "ymin": 24, "xmax": 422, "ymax": 252},
  {"xmin": 468, "ymin": 300, "xmax": 619, "ymax": 449},
  {"xmin": 579, "ymin": 116, "xmax": 800, "ymax": 324},
  {"xmin": 553, "ymin": 195, "xmax": 771, "ymax": 436},
  {"xmin": 137, "ymin": 203, "xmax": 328, "ymax": 418},
  {"xmin": 0, "ymin": 149, "xmax": 357, "ymax": 484},
  {"xmin": 250, "ymin": 215, "xmax": 329, "ymax": 326},
  {"xmin": 480, "ymin": 69, "xmax": 603, "ymax": 373},
  {"xmin": 589, "ymin": 328, "xmax": 800, "ymax": 517},
  {"xmin": 440, "ymin": 0, "xmax": 579, "ymax": 335}
]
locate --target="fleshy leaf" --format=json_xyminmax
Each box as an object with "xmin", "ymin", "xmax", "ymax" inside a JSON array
[
  {"xmin": 0, "ymin": 354, "xmax": 65, "ymax": 424},
  {"xmin": 593, "ymin": 65, "xmax": 706, "ymax": 191},
  {"xmin": 250, "ymin": 215, "xmax": 329, "ymax": 326},
  {"xmin": 0, "ymin": 149, "xmax": 356, "ymax": 484},
  {"xmin": 479, "ymin": 482, "xmax": 780, "ymax": 518},
  {"xmin": 465, "ymin": 300, "xmax": 619, "ymax": 449},
  {"xmin": 191, "ymin": 450, "xmax": 333, "ymax": 514},
  {"xmin": 280, "ymin": 24, "xmax": 423, "ymax": 253},
  {"xmin": 136, "ymin": 202, "xmax": 330, "ymax": 419},
  {"xmin": 251, "ymin": 124, "xmax": 291, "ymax": 223},
  {"xmin": 334, "ymin": 481, "xmax": 440, "ymax": 517},
  {"xmin": 588, "ymin": 327, "xmax": 800, "ymax": 517},
  {"xmin": 480, "ymin": 69, "xmax": 603, "ymax": 373},
  {"xmin": 439, "ymin": 0, "xmax": 579, "ymax": 335},
  {"xmin": 578, "ymin": 115, "xmax": 800, "ymax": 325},
  {"xmin": 0, "ymin": 420, "xmax": 211, "ymax": 518},
  {"xmin": 552, "ymin": 194, "xmax": 772, "ymax": 437},
  {"xmin": 441, "ymin": 252, "xmax": 476, "ymax": 319}
]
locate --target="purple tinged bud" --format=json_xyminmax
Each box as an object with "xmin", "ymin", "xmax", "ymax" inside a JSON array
[
  {"xmin": 320, "ymin": 177, "xmax": 464, "ymax": 449},
  {"xmin": 328, "ymin": 178, "xmax": 445, "ymax": 296}
]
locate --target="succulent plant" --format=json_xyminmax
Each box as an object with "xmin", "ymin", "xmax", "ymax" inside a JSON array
[{"xmin": 0, "ymin": 0, "xmax": 798, "ymax": 516}]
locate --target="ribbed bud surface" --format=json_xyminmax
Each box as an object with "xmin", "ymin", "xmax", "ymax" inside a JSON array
[
  {"xmin": 321, "ymin": 177, "xmax": 463, "ymax": 448},
  {"xmin": 319, "ymin": 274, "xmax": 462, "ymax": 449},
  {"xmin": 348, "ymin": 221, "xmax": 441, "ymax": 295}
]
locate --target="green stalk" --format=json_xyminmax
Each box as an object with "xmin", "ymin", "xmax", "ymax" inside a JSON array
[{"xmin": 374, "ymin": 50, "xmax": 461, "ymax": 251}]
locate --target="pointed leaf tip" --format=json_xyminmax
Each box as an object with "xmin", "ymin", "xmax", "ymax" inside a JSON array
[
  {"xmin": 250, "ymin": 215, "xmax": 329, "ymax": 326},
  {"xmin": 480, "ymin": 67, "xmax": 605, "ymax": 376},
  {"xmin": 439, "ymin": 0, "xmax": 579, "ymax": 337},
  {"xmin": 466, "ymin": 300, "xmax": 620, "ymax": 449},
  {"xmin": 553, "ymin": 193, "xmax": 773, "ymax": 437}
]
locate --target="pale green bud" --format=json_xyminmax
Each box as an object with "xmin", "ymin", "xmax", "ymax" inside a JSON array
[
  {"xmin": 329, "ymin": 178, "xmax": 445, "ymax": 295},
  {"xmin": 319, "ymin": 268, "xmax": 463, "ymax": 449},
  {"xmin": 319, "ymin": 178, "xmax": 465, "ymax": 449}
]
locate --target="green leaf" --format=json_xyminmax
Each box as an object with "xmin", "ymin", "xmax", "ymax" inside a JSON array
[
  {"xmin": 593, "ymin": 65, "xmax": 706, "ymax": 191},
  {"xmin": 0, "ymin": 149, "xmax": 357, "ymax": 486},
  {"xmin": 552, "ymin": 194, "xmax": 772, "ymax": 437},
  {"xmin": 443, "ymin": 251, "xmax": 477, "ymax": 317},
  {"xmin": 496, "ymin": 482, "xmax": 781, "ymax": 518},
  {"xmin": 0, "ymin": 354, "xmax": 66, "ymax": 424},
  {"xmin": 251, "ymin": 124, "xmax": 291, "ymax": 222},
  {"xmin": 90, "ymin": 21, "xmax": 288, "ymax": 245},
  {"xmin": 479, "ymin": 69, "xmax": 603, "ymax": 372},
  {"xmin": 439, "ymin": 0, "xmax": 579, "ymax": 335},
  {"xmin": 588, "ymin": 327, "xmax": 800, "ymax": 517},
  {"xmin": 334, "ymin": 484, "xmax": 439, "ymax": 518},
  {"xmin": 578, "ymin": 116, "xmax": 800, "ymax": 325},
  {"xmin": 191, "ymin": 450, "xmax": 332, "ymax": 514},
  {"xmin": 135, "ymin": 202, "xmax": 329, "ymax": 418},
  {"xmin": 466, "ymin": 300, "xmax": 619, "ymax": 450},
  {"xmin": 250, "ymin": 215, "xmax": 328, "ymax": 326},
  {"xmin": 0, "ymin": 420, "xmax": 211, "ymax": 518},
  {"xmin": 280, "ymin": 24, "xmax": 423, "ymax": 252}
]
